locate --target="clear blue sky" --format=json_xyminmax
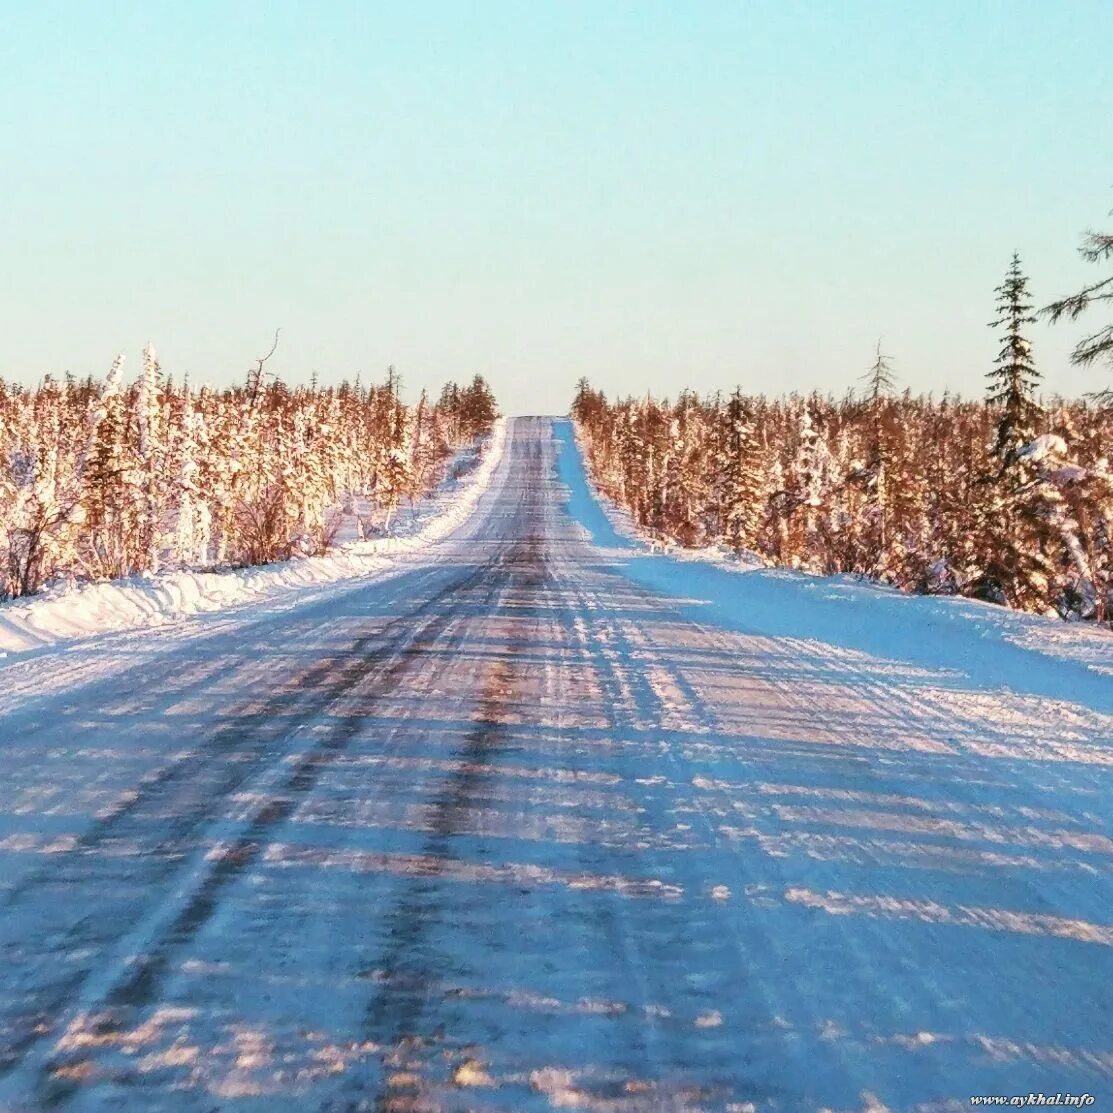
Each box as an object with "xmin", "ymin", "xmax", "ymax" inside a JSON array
[{"xmin": 1, "ymin": 0, "xmax": 1110, "ymax": 413}]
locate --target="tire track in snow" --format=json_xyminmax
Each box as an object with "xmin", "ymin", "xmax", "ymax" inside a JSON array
[
  {"xmin": 564, "ymin": 584, "xmax": 852, "ymax": 1107},
  {"xmin": 0, "ymin": 553, "xmax": 509, "ymax": 1099},
  {"xmin": 360, "ymin": 551, "xmax": 526, "ymax": 1111}
]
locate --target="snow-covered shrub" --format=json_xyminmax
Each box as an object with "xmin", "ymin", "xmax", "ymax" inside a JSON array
[
  {"xmin": 572, "ymin": 379, "xmax": 1113, "ymax": 623},
  {"xmin": 0, "ymin": 361, "xmax": 498, "ymax": 599}
]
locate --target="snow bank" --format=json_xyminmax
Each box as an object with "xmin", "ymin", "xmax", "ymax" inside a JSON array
[
  {"xmin": 351, "ymin": 416, "xmax": 507, "ymax": 554},
  {"xmin": 0, "ymin": 420, "xmax": 506, "ymax": 658},
  {"xmin": 1017, "ymin": 433, "xmax": 1068, "ymax": 464}
]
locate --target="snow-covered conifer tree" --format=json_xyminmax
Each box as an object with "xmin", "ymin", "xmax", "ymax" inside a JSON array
[
  {"xmin": 137, "ymin": 343, "xmax": 164, "ymax": 573},
  {"xmin": 987, "ymin": 255, "xmax": 1041, "ymax": 468},
  {"xmin": 720, "ymin": 389, "xmax": 766, "ymax": 554}
]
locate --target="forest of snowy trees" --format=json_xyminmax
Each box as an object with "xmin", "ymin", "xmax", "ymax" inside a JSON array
[
  {"xmin": 573, "ymin": 243, "xmax": 1113, "ymax": 623},
  {"xmin": 0, "ymin": 347, "xmax": 498, "ymax": 600}
]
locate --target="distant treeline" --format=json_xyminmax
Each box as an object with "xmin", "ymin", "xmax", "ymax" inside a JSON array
[
  {"xmin": 572, "ymin": 381, "xmax": 1112, "ymax": 621},
  {"xmin": 572, "ymin": 246, "xmax": 1113, "ymax": 623},
  {"xmin": 0, "ymin": 350, "xmax": 498, "ymax": 600},
  {"xmin": 574, "ymin": 241, "xmax": 1113, "ymax": 627}
]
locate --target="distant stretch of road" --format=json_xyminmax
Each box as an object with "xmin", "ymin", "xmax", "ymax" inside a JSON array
[{"xmin": 0, "ymin": 418, "xmax": 1109, "ymax": 1111}]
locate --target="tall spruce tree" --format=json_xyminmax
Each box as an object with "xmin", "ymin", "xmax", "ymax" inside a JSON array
[
  {"xmin": 862, "ymin": 339, "xmax": 896, "ymax": 403},
  {"xmin": 978, "ymin": 256, "xmax": 1059, "ymax": 610},
  {"xmin": 859, "ymin": 341, "xmax": 897, "ymax": 571},
  {"xmin": 987, "ymin": 254, "xmax": 1040, "ymax": 468}
]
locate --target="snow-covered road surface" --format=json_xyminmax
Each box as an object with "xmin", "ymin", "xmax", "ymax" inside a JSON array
[{"xmin": 1, "ymin": 418, "xmax": 1111, "ymax": 1112}]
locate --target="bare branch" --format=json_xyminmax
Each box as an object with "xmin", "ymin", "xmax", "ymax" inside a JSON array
[
  {"xmin": 259, "ymin": 327, "xmax": 281, "ymax": 367},
  {"xmin": 247, "ymin": 328, "xmax": 282, "ymax": 410}
]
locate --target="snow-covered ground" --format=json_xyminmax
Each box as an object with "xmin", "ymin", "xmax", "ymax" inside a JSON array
[
  {"xmin": 0, "ymin": 417, "xmax": 1110, "ymax": 1112},
  {"xmin": 557, "ymin": 420, "xmax": 1113, "ymax": 714},
  {"xmin": 0, "ymin": 420, "xmax": 506, "ymax": 659}
]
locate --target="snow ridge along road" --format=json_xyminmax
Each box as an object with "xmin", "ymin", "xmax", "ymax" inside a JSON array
[{"xmin": 0, "ymin": 417, "xmax": 1110, "ymax": 1112}]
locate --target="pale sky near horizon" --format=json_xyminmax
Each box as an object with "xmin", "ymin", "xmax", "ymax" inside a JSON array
[{"xmin": 1, "ymin": 1, "xmax": 1110, "ymax": 414}]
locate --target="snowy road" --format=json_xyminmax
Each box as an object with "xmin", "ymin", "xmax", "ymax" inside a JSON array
[{"xmin": 1, "ymin": 418, "xmax": 1111, "ymax": 1112}]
